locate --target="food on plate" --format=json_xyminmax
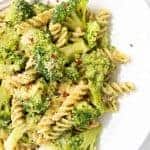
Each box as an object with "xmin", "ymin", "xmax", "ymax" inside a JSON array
[{"xmin": 0, "ymin": 0, "xmax": 135, "ymax": 149}]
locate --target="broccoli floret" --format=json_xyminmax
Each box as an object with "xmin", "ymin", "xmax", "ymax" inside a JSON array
[
  {"xmin": 52, "ymin": 0, "xmax": 88, "ymax": 30},
  {"xmin": 72, "ymin": 102, "xmax": 100, "ymax": 128},
  {"xmin": 0, "ymin": 87, "xmax": 11, "ymax": 129},
  {"xmin": 60, "ymin": 38, "xmax": 90, "ymax": 58},
  {"xmin": 0, "ymin": 27, "xmax": 20, "ymax": 51},
  {"xmin": 85, "ymin": 21, "xmax": 100, "ymax": 48},
  {"xmin": 19, "ymin": 28, "xmax": 51, "ymax": 56},
  {"xmin": 0, "ymin": 47, "xmax": 27, "ymax": 71},
  {"xmin": 42, "ymin": 126, "xmax": 101, "ymax": 150},
  {"xmin": 64, "ymin": 63, "xmax": 80, "ymax": 82},
  {"xmin": 23, "ymin": 79, "xmax": 49, "ymax": 120},
  {"xmin": 33, "ymin": 2, "xmax": 50, "ymax": 14},
  {"xmin": 5, "ymin": 0, "xmax": 35, "ymax": 25},
  {"xmin": 34, "ymin": 45, "xmax": 65, "ymax": 82},
  {"xmin": 69, "ymin": 126, "xmax": 101, "ymax": 150},
  {"xmin": 82, "ymin": 50, "xmax": 112, "ymax": 113}
]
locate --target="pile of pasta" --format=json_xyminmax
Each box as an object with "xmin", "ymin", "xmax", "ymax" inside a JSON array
[{"xmin": 0, "ymin": 0, "xmax": 135, "ymax": 150}]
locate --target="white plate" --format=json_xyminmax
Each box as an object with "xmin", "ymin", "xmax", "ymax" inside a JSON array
[{"xmin": 1, "ymin": 0, "xmax": 150, "ymax": 150}]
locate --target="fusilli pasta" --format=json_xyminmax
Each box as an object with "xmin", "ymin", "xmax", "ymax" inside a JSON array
[
  {"xmin": 102, "ymin": 48, "xmax": 130, "ymax": 64},
  {"xmin": 102, "ymin": 82, "xmax": 135, "ymax": 97},
  {"xmin": 70, "ymin": 27, "xmax": 85, "ymax": 42},
  {"xmin": 96, "ymin": 9, "xmax": 111, "ymax": 37},
  {"xmin": 16, "ymin": 9, "xmax": 53, "ymax": 34},
  {"xmin": 49, "ymin": 22, "xmax": 62, "ymax": 41},
  {"xmin": 86, "ymin": 8, "xmax": 96, "ymax": 21},
  {"xmin": 11, "ymin": 69, "xmax": 37, "ymax": 86},
  {"xmin": 52, "ymin": 81, "xmax": 88, "ymax": 122},
  {"xmin": 56, "ymin": 27, "xmax": 68, "ymax": 48},
  {"xmin": 11, "ymin": 97, "xmax": 25, "ymax": 128}
]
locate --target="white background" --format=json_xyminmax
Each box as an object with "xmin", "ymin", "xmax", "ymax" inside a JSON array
[
  {"xmin": 1, "ymin": 0, "xmax": 150, "ymax": 150},
  {"xmin": 90, "ymin": 0, "xmax": 150, "ymax": 150}
]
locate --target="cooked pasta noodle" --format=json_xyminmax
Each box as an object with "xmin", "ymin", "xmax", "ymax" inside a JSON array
[
  {"xmin": 49, "ymin": 22, "xmax": 62, "ymax": 41},
  {"xmin": 16, "ymin": 9, "xmax": 53, "ymax": 34},
  {"xmin": 11, "ymin": 97, "xmax": 25, "ymax": 128},
  {"xmin": 48, "ymin": 116, "xmax": 73, "ymax": 140},
  {"xmin": 11, "ymin": 69, "xmax": 37, "ymax": 86},
  {"xmin": 52, "ymin": 81, "xmax": 88, "ymax": 122},
  {"xmin": 56, "ymin": 27, "xmax": 68, "ymax": 48},
  {"xmin": 96, "ymin": 9, "xmax": 111, "ymax": 38},
  {"xmin": 101, "ymin": 48, "xmax": 129, "ymax": 64},
  {"xmin": 86, "ymin": 8, "xmax": 96, "ymax": 21},
  {"xmin": 70, "ymin": 27, "xmax": 85, "ymax": 42},
  {"xmin": 102, "ymin": 82, "xmax": 135, "ymax": 97}
]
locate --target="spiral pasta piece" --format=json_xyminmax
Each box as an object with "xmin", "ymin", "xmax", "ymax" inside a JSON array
[
  {"xmin": 16, "ymin": 9, "xmax": 53, "ymax": 34},
  {"xmin": 52, "ymin": 81, "xmax": 88, "ymax": 122},
  {"xmin": 49, "ymin": 22, "xmax": 62, "ymax": 41},
  {"xmin": 102, "ymin": 48, "xmax": 129, "ymax": 64},
  {"xmin": 70, "ymin": 27, "xmax": 85, "ymax": 42},
  {"xmin": 36, "ymin": 97, "xmax": 63, "ymax": 141},
  {"xmin": 11, "ymin": 69, "xmax": 37, "ymax": 86},
  {"xmin": 48, "ymin": 116, "xmax": 73, "ymax": 140},
  {"xmin": 96, "ymin": 9, "xmax": 111, "ymax": 38},
  {"xmin": 11, "ymin": 98, "xmax": 25, "ymax": 128},
  {"xmin": 102, "ymin": 82, "xmax": 135, "ymax": 97},
  {"xmin": 86, "ymin": 8, "xmax": 96, "ymax": 21},
  {"xmin": 56, "ymin": 27, "xmax": 68, "ymax": 48}
]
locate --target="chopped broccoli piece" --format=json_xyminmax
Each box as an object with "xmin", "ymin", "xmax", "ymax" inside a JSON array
[
  {"xmin": 0, "ymin": 87, "xmax": 11, "ymax": 129},
  {"xmin": 5, "ymin": 0, "xmax": 35, "ymax": 25},
  {"xmin": 82, "ymin": 50, "xmax": 112, "ymax": 112},
  {"xmin": 0, "ymin": 47, "xmax": 27, "ymax": 71},
  {"xmin": 50, "ymin": 125, "xmax": 101, "ymax": 150},
  {"xmin": 19, "ymin": 28, "xmax": 51, "ymax": 56},
  {"xmin": 60, "ymin": 39, "xmax": 90, "ymax": 58},
  {"xmin": 0, "ymin": 27, "xmax": 20, "ymax": 51},
  {"xmin": 72, "ymin": 102, "xmax": 100, "ymax": 128},
  {"xmin": 52, "ymin": 0, "xmax": 78, "ymax": 23},
  {"xmin": 69, "ymin": 126, "xmax": 101, "ymax": 150},
  {"xmin": 23, "ymin": 79, "xmax": 49, "ymax": 120},
  {"xmin": 64, "ymin": 63, "xmax": 80, "ymax": 82},
  {"xmin": 85, "ymin": 21, "xmax": 100, "ymax": 48},
  {"xmin": 34, "ymin": 45, "xmax": 65, "ymax": 82},
  {"xmin": 52, "ymin": 0, "xmax": 88, "ymax": 30},
  {"xmin": 39, "ymin": 120, "xmax": 101, "ymax": 150},
  {"xmin": 33, "ymin": 2, "xmax": 50, "ymax": 14}
]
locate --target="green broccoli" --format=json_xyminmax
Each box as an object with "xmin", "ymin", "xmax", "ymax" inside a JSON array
[
  {"xmin": 82, "ymin": 50, "xmax": 112, "ymax": 113},
  {"xmin": 52, "ymin": 0, "xmax": 88, "ymax": 30},
  {"xmin": 69, "ymin": 126, "xmax": 101, "ymax": 150},
  {"xmin": 0, "ymin": 47, "xmax": 26, "ymax": 70},
  {"xmin": 64, "ymin": 63, "xmax": 80, "ymax": 82},
  {"xmin": 5, "ymin": 0, "xmax": 35, "ymax": 25},
  {"xmin": 19, "ymin": 28, "xmax": 51, "ymax": 56},
  {"xmin": 41, "ymin": 126, "xmax": 101, "ymax": 150},
  {"xmin": 46, "ymin": 125, "xmax": 101, "ymax": 150},
  {"xmin": 60, "ymin": 38, "xmax": 90, "ymax": 58},
  {"xmin": 23, "ymin": 79, "xmax": 49, "ymax": 120},
  {"xmin": 85, "ymin": 21, "xmax": 100, "ymax": 48},
  {"xmin": 34, "ymin": 45, "xmax": 65, "ymax": 82},
  {"xmin": 0, "ymin": 27, "xmax": 20, "ymax": 51},
  {"xmin": 0, "ymin": 87, "xmax": 11, "ymax": 129},
  {"xmin": 72, "ymin": 102, "xmax": 100, "ymax": 128},
  {"xmin": 33, "ymin": 2, "xmax": 50, "ymax": 14}
]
